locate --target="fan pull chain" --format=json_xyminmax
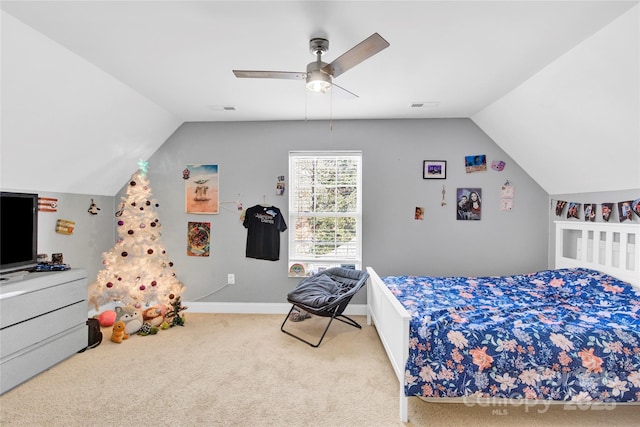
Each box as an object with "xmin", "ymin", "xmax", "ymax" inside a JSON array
[
  {"xmin": 329, "ymin": 85, "xmax": 333, "ymax": 132},
  {"xmin": 304, "ymin": 86, "xmax": 308, "ymax": 122}
]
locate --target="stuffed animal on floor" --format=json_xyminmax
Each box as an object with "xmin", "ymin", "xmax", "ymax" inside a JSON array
[
  {"xmin": 97, "ymin": 310, "xmax": 117, "ymax": 327},
  {"xmin": 115, "ymin": 305, "xmax": 143, "ymax": 335},
  {"xmin": 136, "ymin": 322, "xmax": 159, "ymax": 336},
  {"xmin": 142, "ymin": 305, "xmax": 167, "ymax": 327},
  {"xmin": 111, "ymin": 321, "xmax": 128, "ymax": 343}
]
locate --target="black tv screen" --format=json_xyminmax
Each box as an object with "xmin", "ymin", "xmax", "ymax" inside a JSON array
[{"xmin": 0, "ymin": 192, "xmax": 38, "ymax": 273}]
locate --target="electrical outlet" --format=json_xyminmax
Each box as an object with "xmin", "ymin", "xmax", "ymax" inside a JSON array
[{"xmin": 227, "ymin": 274, "xmax": 235, "ymax": 285}]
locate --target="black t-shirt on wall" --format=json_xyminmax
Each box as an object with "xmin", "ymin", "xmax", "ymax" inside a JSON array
[{"xmin": 243, "ymin": 205, "xmax": 287, "ymax": 261}]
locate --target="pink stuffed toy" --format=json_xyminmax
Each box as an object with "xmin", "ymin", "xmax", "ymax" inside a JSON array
[{"xmin": 97, "ymin": 310, "xmax": 117, "ymax": 327}]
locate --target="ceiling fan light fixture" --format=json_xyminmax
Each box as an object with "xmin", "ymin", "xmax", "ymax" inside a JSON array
[{"xmin": 306, "ymin": 69, "xmax": 331, "ymax": 93}]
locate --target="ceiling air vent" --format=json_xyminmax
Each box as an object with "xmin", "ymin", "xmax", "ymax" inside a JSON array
[
  {"xmin": 411, "ymin": 102, "xmax": 440, "ymax": 109},
  {"xmin": 207, "ymin": 105, "xmax": 237, "ymax": 111}
]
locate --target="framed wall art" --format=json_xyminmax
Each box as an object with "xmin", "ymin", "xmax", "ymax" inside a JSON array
[{"xmin": 423, "ymin": 160, "xmax": 447, "ymax": 179}]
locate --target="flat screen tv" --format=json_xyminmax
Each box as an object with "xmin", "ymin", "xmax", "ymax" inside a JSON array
[{"xmin": 0, "ymin": 192, "xmax": 39, "ymax": 274}]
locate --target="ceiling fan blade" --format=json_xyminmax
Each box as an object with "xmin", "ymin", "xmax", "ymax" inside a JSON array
[
  {"xmin": 322, "ymin": 33, "xmax": 390, "ymax": 78},
  {"xmin": 332, "ymin": 83, "xmax": 359, "ymax": 99},
  {"xmin": 233, "ymin": 70, "xmax": 305, "ymax": 80}
]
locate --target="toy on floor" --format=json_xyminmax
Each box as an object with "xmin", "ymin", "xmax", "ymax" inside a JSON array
[
  {"xmin": 165, "ymin": 295, "xmax": 187, "ymax": 327},
  {"xmin": 115, "ymin": 305, "xmax": 143, "ymax": 334},
  {"xmin": 142, "ymin": 305, "xmax": 167, "ymax": 327},
  {"xmin": 111, "ymin": 321, "xmax": 129, "ymax": 343},
  {"xmin": 97, "ymin": 310, "xmax": 117, "ymax": 327},
  {"xmin": 136, "ymin": 322, "xmax": 159, "ymax": 336}
]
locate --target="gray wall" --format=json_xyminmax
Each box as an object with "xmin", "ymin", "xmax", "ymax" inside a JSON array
[
  {"xmin": 139, "ymin": 118, "xmax": 550, "ymax": 305},
  {"xmin": 548, "ymin": 189, "xmax": 640, "ymax": 267}
]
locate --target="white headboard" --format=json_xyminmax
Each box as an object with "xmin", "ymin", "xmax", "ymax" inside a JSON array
[{"xmin": 555, "ymin": 220, "xmax": 640, "ymax": 288}]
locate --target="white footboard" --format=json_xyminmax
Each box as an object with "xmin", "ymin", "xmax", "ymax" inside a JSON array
[{"xmin": 366, "ymin": 267, "xmax": 411, "ymax": 422}]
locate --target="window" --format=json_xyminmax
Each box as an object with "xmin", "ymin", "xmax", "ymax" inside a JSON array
[{"xmin": 288, "ymin": 151, "xmax": 362, "ymax": 277}]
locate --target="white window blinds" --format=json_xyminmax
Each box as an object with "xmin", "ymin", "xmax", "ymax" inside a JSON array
[{"xmin": 288, "ymin": 151, "xmax": 362, "ymax": 277}]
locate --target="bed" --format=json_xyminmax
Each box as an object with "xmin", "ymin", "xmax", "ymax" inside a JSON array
[{"xmin": 366, "ymin": 220, "xmax": 640, "ymax": 422}]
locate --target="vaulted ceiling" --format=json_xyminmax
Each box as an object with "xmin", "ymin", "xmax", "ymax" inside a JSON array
[{"xmin": 1, "ymin": 1, "xmax": 638, "ymax": 196}]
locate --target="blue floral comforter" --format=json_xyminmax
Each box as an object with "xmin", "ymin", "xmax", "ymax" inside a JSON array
[{"xmin": 382, "ymin": 268, "xmax": 640, "ymax": 402}]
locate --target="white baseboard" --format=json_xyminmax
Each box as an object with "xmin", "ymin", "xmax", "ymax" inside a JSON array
[
  {"xmin": 90, "ymin": 301, "xmax": 367, "ymax": 316},
  {"xmin": 184, "ymin": 302, "xmax": 367, "ymax": 315}
]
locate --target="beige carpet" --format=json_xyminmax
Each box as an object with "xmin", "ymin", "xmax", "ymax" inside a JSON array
[{"xmin": 1, "ymin": 313, "xmax": 638, "ymax": 426}]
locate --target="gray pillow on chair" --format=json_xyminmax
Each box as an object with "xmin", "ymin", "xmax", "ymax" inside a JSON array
[{"xmin": 287, "ymin": 274, "xmax": 341, "ymax": 307}]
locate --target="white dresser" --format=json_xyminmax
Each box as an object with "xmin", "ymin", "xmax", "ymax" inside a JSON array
[{"xmin": 0, "ymin": 269, "xmax": 87, "ymax": 394}]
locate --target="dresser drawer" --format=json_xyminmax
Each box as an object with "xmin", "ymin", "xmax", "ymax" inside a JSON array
[
  {"xmin": 0, "ymin": 324, "xmax": 86, "ymax": 394},
  {"xmin": 0, "ymin": 301, "xmax": 87, "ymax": 359},
  {"xmin": 0, "ymin": 278, "xmax": 86, "ymax": 327}
]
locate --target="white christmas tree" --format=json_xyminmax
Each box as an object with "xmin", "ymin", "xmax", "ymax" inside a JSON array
[{"xmin": 89, "ymin": 162, "xmax": 185, "ymax": 310}]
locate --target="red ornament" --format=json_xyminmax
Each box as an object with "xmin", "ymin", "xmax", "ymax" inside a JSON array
[
  {"xmin": 151, "ymin": 280, "xmax": 157, "ymax": 286},
  {"xmin": 147, "ymin": 249, "xmax": 154, "ymax": 255},
  {"xmin": 139, "ymin": 285, "xmax": 146, "ymax": 291},
  {"xmin": 169, "ymin": 293, "xmax": 175, "ymax": 299},
  {"xmin": 106, "ymin": 282, "xmax": 113, "ymax": 288}
]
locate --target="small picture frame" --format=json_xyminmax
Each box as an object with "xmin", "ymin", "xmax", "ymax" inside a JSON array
[{"xmin": 423, "ymin": 160, "xmax": 447, "ymax": 179}]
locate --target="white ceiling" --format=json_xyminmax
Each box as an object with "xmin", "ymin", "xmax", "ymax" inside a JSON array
[
  {"xmin": 1, "ymin": 1, "xmax": 638, "ymax": 196},
  {"xmin": 2, "ymin": 0, "xmax": 635, "ymax": 121}
]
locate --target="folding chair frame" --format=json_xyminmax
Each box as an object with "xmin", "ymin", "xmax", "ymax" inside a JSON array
[
  {"xmin": 280, "ymin": 303, "xmax": 362, "ymax": 348},
  {"xmin": 280, "ymin": 267, "xmax": 368, "ymax": 347}
]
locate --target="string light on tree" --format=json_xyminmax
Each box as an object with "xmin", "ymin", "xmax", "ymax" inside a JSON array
[{"xmin": 89, "ymin": 162, "xmax": 185, "ymax": 310}]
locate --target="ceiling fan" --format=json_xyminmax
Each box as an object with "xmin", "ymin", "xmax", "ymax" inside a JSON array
[{"xmin": 233, "ymin": 33, "xmax": 390, "ymax": 98}]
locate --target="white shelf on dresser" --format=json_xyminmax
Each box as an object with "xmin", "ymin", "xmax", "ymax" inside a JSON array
[{"xmin": 0, "ymin": 269, "xmax": 87, "ymax": 394}]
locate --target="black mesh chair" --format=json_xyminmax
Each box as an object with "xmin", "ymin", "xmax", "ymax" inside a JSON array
[{"xmin": 281, "ymin": 267, "xmax": 369, "ymax": 347}]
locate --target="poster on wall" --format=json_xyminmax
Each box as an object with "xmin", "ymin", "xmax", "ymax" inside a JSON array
[
  {"xmin": 601, "ymin": 203, "xmax": 614, "ymax": 222},
  {"xmin": 583, "ymin": 204, "xmax": 596, "ymax": 222},
  {"xmin": 187, "ymin": 221, "xmax": 211, "ymax": 257},
  {"xmin": 38, "ymin": 197, "xmax": 58, "ymax": 212},
  {"xmin": 456, "ymin": 188, "xmax": 481, "ymax": 220},
  {"xmin": 465, "ymin": 155, "xmax": 487, "ymax": 173},
  {"xmin": 619, "ymin": 201, "xmax": 634, "ymax": 222},
  {"xmin": 631, "ymin": 198, "xmax": 640, "ymax": 219},
  {"xmin": 185, "ymin": 164, "xmax": 219, "ymax": 214},
  {"xmin": 566, "ymin": 202, "xmax": 580, "ymax": 219}
]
